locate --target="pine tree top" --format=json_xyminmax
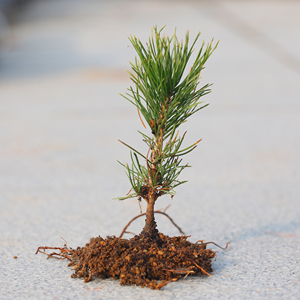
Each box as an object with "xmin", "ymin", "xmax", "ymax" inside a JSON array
[{"xmin": 116, "ymin": 26, "xmax": 218, "ymax": 201}]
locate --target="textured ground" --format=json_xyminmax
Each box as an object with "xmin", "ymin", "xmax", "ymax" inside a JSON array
[{"xmin": 0, "ymin": 0, "xmax": 300, "ymax": 299}]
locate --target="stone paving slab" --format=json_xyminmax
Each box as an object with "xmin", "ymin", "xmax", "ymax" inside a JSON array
[{"xmin": 0, "ymin": 0, "xmax": 299, "ymax": 299}]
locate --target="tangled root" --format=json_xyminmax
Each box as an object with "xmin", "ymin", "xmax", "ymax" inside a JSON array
[{"xmin": 36, "ymin": 233, "xmax": 222, "ymax": 290}]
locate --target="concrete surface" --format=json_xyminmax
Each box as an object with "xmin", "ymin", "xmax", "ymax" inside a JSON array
[{"xmin": 0, "ymin": 0, "xmax": 299, "ymax": 299}]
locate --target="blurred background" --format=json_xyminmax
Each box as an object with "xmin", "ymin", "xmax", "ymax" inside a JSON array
[
  {"xmin": 0, "ymin": 0, "xmax": 300, "ymax": 248},
  {"xmin": 0, "ymin": 0, "xmax": 300, "ymax": 297},
  {"xmin": 1, "ymin": 0, "xmax": 300, "ymax": 239}
]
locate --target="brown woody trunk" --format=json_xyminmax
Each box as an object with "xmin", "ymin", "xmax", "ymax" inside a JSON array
[{"xmin": 140, "ymin": 191, "xmax": 159, "ymax": 239}]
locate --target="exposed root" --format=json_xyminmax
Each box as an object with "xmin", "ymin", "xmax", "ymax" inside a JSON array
[
  {"xmin": 36, "ymin": 222, "xmax": 230, "ymax": 290},
  {"xmin": 123, "ymin": 230, "xmax": 137, "ymax": 236},
  {"xmin": 35, "ymin": 246, "xmax": 75, "ymax": 261},
  {"xmin": 196, "ymin": 240, "xmax": 231, "ymax": 251},
  {"xmin": 119, "ymin": 207, "xmax": 184, "ymax": 238},
  {"xmin": 191, "ymin": 260, "xmax": 212, "ymax": 277},
  {"xmin": 36, "ymin": 233, "xmax": 222, "ymax": 290}
]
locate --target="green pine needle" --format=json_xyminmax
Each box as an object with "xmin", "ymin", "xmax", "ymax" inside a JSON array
[{"xmin": 116, "ymin": 26, "xmax": 217, "ymax": 201}]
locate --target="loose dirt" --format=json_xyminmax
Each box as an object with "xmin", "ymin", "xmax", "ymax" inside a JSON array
[{"xmin": 36, "ymin": 233, "xmax": 217, "ymax": 290}]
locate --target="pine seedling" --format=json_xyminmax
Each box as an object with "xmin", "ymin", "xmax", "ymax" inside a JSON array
[
  {"xmin": 36, "ymin": 28, "xmax": 228, "ymax": 289},
  {"xmin": 117, "ymin": 26, "xmax": 218, "ymax": 238}
]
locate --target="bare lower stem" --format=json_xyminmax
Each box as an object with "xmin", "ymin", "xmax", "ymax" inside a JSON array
[
  {"xmin": 119, "ymin": 209, "xmax": 184, "ymax": 238},
  {"xmin": 140, "ymin": 192, "xmax": 159, "ymax": 239}
]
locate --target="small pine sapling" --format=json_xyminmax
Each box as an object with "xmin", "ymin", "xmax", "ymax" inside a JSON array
[
  {"xmin": 36, "ymin": 27, "xmax": 230, "ymax": 290},
  {"xmin": 117, "ymin": 26, "xmax": 217, "ymax": 239}
]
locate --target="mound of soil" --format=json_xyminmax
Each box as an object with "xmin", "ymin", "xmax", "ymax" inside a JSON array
[{"xmin": 40, "ymin": 233, "xmax": 217, "ymax": 290}]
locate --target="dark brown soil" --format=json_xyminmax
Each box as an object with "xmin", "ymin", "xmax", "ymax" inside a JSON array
[{"xmin": 37, "ymin": 233, "xmax": 217, "ymax": 290}]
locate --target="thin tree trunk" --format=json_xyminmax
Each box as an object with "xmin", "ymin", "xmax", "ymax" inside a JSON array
[
  {"xmin": 140, "ymin": 192, "xmax": 159, "ymax": 239},
  {"xmin": 140, "ymin": 116, "xmax": 164, "ymax": 240}
]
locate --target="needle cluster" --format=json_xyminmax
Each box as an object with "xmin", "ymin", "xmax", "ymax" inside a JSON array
[{"xmin": 117, "ymin": 26, "xmax": 217, "ymax": 202}]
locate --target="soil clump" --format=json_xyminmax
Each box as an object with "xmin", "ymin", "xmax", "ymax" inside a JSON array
[{"xmin": 37, "ymin": 233, "xmax": 217, "ymax": 290}]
